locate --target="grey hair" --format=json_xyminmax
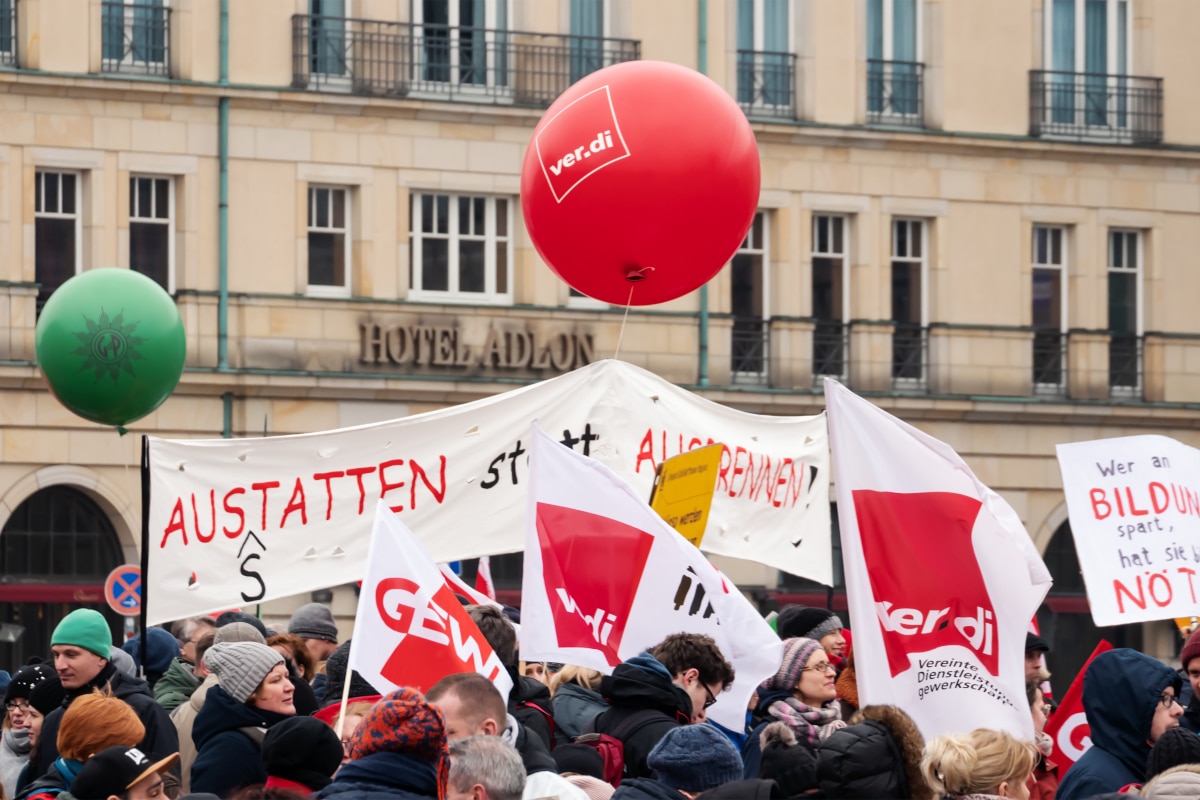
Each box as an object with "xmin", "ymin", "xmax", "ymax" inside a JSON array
[
  {"xmin": 174, "ymin": 616, "xmax": 216, "ymax": 642},
  {"xmin": 449, "ymin": 735, "xmax": 526, "ymax": 800}
]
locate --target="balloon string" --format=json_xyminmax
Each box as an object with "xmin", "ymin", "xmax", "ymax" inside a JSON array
[{"xmin": 613, "ymin": 283, "xmax": 635, "ymax": 360}]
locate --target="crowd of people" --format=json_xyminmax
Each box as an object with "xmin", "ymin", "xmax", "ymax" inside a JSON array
[{"xmin": 1, "ymin": 599, "xmax": 1199, "ymax": 800}]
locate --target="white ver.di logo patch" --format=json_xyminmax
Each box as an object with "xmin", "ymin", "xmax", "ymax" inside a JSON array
[{"xmin": 535, "ymin": 85, "xmax": 631, "ymax": 203}]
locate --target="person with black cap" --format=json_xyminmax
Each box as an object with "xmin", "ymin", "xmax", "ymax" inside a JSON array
[
  {"xmin": 1025, "ymin": 632, "xmax": 1051, "ymax": 682},
  {"xmin": 67, "ymin": 745, "xmax": 179, "ymax": 800},
  {"xmin": 262, "ymin": 715, "xmax": 343, "ymax": 795},
  {"xmin": 3, "ymin": 664, "xmax": 59, "ymax": 797}
]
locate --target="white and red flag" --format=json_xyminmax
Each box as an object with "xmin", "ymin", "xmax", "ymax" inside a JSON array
[
  {"xmin": 350, "ymin": 502, "xmax": 513, "ymax": 701},
  {"xmin": 1044, "ymin": 640, "xmax": 1112, "ymax": 774},
  {"xmin": 476, "ymin": 556, "xmax": 497, "ymax": 601},
  {"xmin": 519, "ymin": 424, "xmax": 782, "ymax": 731},
  {"xmin": 825, "ymin": 379, "xmax": 1052, "ymax": 740}
]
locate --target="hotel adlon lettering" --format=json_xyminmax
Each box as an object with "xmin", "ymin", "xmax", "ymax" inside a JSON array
[{"xmin": 360, "ymin": 321, "xmax": 594, "ymax": 371}]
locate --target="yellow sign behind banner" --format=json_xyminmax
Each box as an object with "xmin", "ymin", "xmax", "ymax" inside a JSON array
[{"xmin": 649, "ymin": 444, "xmax": 724, "ymax": 548}]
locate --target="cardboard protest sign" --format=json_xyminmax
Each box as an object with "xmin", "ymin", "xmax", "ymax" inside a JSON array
[
  {"xmin": 519, "ymin": 425, "xmax": 782, "ymax": 731},
  {"xmin": 1057, "ymin": 435, "xmax": 1200, "ymax": 626},
  {"xmin": 649, "ymin": 443, "xmax": 723, "ymax": 547},
  {"xmin": 145, "ymin": 359, "xmax": 829, "ymax": 624},
  {"xmin": 826, "ymin": 378, "xmax": 1052, "ymax": 740},
  {"xmin": 349, "ymin": 503, "xmax": 513, "ymax": 701}
]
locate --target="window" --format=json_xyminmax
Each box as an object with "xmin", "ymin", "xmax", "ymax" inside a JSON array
[
  {"xmin": 308, "ymin": 187, "xmax": 351, "ymax": 295},
  {"xmin": 737, "ymin": 0, "xmax": 793, "ymax": 114},
  {"xmin": 1046, "ymin": 0, "xmax": 1130, "ymax": 124},
  {"xmin": 890, "ymin": 218, "xmax": 927, "ymax": 385},
  {"xmin": 35, "ymin": 171, "xmax": 81, "ymax": 313},
  {"xmin": 417, "ymin": 0, "xmax": 509, "ymax": 89},
  {"xmin": 309, "ymin": 0, "xmax": 348, "ymax": 78},
  {"xmin": 130, "ymin": 176, "xmax": 173, "ymax": 294},
  {"xmin": 0, "ymin": 0, "xmax": 15, "ymax": 67},
  {"xmin": 867, "ymin": 0, "xmax": 922, "ymax": 122},
  {"xmin": 731, "ymin": 212, "xmax": 768, "ymax": 382},
  {"xmin": 1032, "ymin": 225, "xmax": 1067, "ymax": 392},
  {"xmin": 410, "ymin": 193, "xmax": 511, "ymax": 303},
  {"xmin": 812, "ymin": 214, "xmax": 849, "ymax": 381},
  {"xmin": 1108, "ymin": 229, "xmax": 1142, "ymax": 396},
  {"xmin": 569, "ymin": 0, "xmax": 606, "ymax": 83},
  {"xmin": 101, "ymin": 0, "xmax": 170, "ymax": 76}
]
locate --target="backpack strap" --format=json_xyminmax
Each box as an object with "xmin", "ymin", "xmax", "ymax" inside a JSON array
[
  {"xmin": 609, "ymin": 708, "xmax": 672, "ymax": 745},
  {"xmin": 516, "ymin": 700, "xmax": 557, "ymax": 750},
  {"xmin": 238, "ymin": 726, "xmax": 267, "ymax": 750}
]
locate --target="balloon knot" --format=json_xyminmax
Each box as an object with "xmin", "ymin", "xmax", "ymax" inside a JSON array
[
  {"xmin": 116, "ymin": 425, "xmax": 128, "ymax": 436},
  {"xmin": 625, "ymin": 266, "xmax": 654, "ymax": 282}
]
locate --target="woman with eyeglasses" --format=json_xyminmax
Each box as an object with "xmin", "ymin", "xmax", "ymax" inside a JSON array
[
  {"xmin": 740, "ymin": 637, "xmax": 847, "ymax": 779},
  {"xmin": 1, "ymin": 665, "xmax": 62, "ymax": 799}
]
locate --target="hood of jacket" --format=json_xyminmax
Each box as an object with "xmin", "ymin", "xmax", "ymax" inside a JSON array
[
  {"xmin": 601, "ymin": 653, "xmax": 691, "ymax": 721},
  {"xmin": 1083, "ymin": 648, "xmax": 1181, "ymax": 778},
  {"xmin": 612, "ymin": 777, "xmax": 685, "ymax": 800},
  {"xmin": 501, "ymin": 713, "xmax": 557, "ymax": 774},
  {"xmin": 155, "ymin": 659, "xmax": 200, "ymax": 701},
  {"xmin": 551, "ymin": 682, "xmax": 608, "ymax": 739},
  {"xmin": 191, "ymin": 684, "xmax": 290, "ymax": 750}
]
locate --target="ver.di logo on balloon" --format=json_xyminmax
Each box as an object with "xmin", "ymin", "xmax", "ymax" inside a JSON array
[
  {"xmin": 71, "ymin": 308, "xmax": 145, "ymax": 383},
  {"xmin": 533, "ymin": 85, "xmax": 631, "ymax": 203}
]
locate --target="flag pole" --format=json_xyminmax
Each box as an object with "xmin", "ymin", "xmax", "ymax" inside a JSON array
[
  {"xmin": 334, "ymin": 665, "xmax": 354, "ymax": 740},
  {"xmin": 138, "ymin": 435, "xmax": 151, "ymax": 678}
]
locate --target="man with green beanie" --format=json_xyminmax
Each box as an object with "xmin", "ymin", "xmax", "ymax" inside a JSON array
[{"xmin": 27, "ymin": 609, "xmax": 179, "ymax": 784}]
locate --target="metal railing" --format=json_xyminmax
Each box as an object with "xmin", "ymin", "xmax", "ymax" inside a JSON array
[
  {"xmin": 892, "ymin": 322, "xmax": 927, "ymax": 386},
  {"xmin": 101, "ymin": 1, "xmax": 170, "ymax": 76},
  {"xmin": 737, "ymin": 49, "xmax": 797, "ymax": 119},
  {"xmin": 731, "ymin": 316, "xmax": 769, "ymax": 383},
  {"xmin": 1033, "ymin": 330, "xmax": 1067, "ymax": 394},
  {"xmin": 0, "ymin": 0, "xmax": 15, "ymax": 67},
  {"xmin": 1109, "ymin": 333, "xmax": 1143, "ymax": 398},
  {"xmin": 1030, "ymin": 70, "xmax": 1163, "ymax": 144},
  {"xmin": 812, "ymin": 321, "xmax": 848, "ymax": 380},
  {"xmin": 867, "ymin": 59, "xmax": 924, "ymax": 126},
  {"xmin": 292, "ymin": 15, "xmax": 640, "ymax": 105}
]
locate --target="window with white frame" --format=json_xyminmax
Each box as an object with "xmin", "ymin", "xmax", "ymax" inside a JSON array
[
  {"xmin": 867, "ymin": 0, "xmax": 921, "ymax": 118},
  {"xmin": 731, "ymin": 212, "xmax": 768, "ymax": 380},
  {"xmin": 101, "ymin": 0, "xmax": 169, "ymax": 75},
  {"xmin": 409, "ymin": 193, "xmax": 511, "ymax": 303},
  {"xmin": 890, "ymin": 218, "xmax": 927, "ymax": 383},
  {"xmin": 130, "ymin": 176, "xmax": 174, "ymax": 294},
  {"xmin": 1108, "ymin": 228, "xmax": 1142, "ymax": 394},
  {"xmin": 416, "ymin": 0, "xmax": 509, "ymax": 89},
  {"xmin": 1044, "ymin": 0, "xmax": 1131, "ymax": 128},
  {"xmin": 307, "ymin": 186, "xmax": 351, "ymax": 295},
  {"xmin": 736, "ymin": 0, "xmax": 793, "ymax": 111},
  {"xmin": 812, "ymin": 213, "xmax": 849, "ymax": 380},
  {"xmin": 1032, "ymin": 225, "xmax": 1067, "ymax": 390},
  {"xmin": 35, "ymin": 171, "xmax": 81, "ymax": 313}
]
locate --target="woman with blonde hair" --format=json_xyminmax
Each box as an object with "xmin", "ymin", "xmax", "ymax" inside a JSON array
[
  {"xmin": 921, "ymin": 728, "xmax": 1038, "ymax": 799},
  {"xmin": 548, "ymin": 665, "xmax": 607, "ymax": 746}
]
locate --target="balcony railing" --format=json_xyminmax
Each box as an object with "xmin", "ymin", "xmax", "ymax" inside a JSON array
[
  {"xmin": 892, "ymin": 322, "xmax": 927, "ymax": 387},
  {"xmin": 0, "ymin": 0, "xmax": 15, "ymax": 67},
  {"xmin": 813, "ymin": 320, "xmax": 848, "ymax": 381},
  {"xmin": 867, "ymin": 59, "xmax": 924, "ymax": 127},
  {"xmin": 737, "ymin": 50, "xmax": 797, "ymax": 120},
  {"xmin": 1030, "ymin": 70, "xmax": 1163, "ymax": 145},
  {"xmin": 101, "ymin": 1, "xmax": 170, "ymax": 76},
  {"xmin": 292, "ymin": 15, "xmax": 640, "ymax": 106},
  {"xmin": 1109, "ymin": 333, "xmax": 1143, "ymax": 398},
  {"xmin": 731, "ymin": 316, "xmax": 769, "ymax": 384},
  {"xmin": 1033, "ymin": 329, "xmax": 1067, "ymax": 395}
]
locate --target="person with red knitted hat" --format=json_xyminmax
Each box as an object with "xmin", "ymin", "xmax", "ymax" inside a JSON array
[{"xmin": 1178, "ymin": 629, "xmax": 1200, "ymax": 733}]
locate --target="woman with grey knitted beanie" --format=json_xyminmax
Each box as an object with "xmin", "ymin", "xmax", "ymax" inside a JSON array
[{"xmin": 189, "ymin": 642, "xmax": 296, "ymax": 798}]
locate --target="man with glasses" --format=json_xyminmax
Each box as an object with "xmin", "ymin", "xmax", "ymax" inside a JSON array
[
  {"xmin": 591, "ymin": 632, "xmax": 736, "ymax": 780},
  {"xmin": 1056, "ymin": 648, "xmax": 1184, "ymax": 800},
  {"xmin": 154, "ymin": 621, "xmax": 216, "ymax": 713}
]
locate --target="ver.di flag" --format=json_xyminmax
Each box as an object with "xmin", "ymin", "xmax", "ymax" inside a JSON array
[
  {"xmin": 349, "ymin": 502, "xmax": 513, "ymax": 701},
  {"xmin": 519, "ymin": 424, "xmax": 782, "ymax": 731},
  {"xmin": 825, "ymin": 378, "xmax": 1052, "ymax": 740}
]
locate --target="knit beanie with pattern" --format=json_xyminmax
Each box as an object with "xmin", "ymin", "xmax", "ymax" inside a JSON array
[
  {"xmin": 647, "ymin": 723, "xmax": 743, "ymax": 792},
  {"xmin": 347, "ymin": 687, "xmax": 449, "ymax": 797},
  {"xmin": 764, "ymin": 637, "xmax": 824, "ymax": 693}
]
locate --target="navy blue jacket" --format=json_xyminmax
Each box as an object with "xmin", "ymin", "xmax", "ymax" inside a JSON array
[
  {"xmin": 190, "ymin": 685, "xmax": 292, "ymax": 798},
  {"xmin": 314, "ymin": 751, "xmax": 439, "ymax": 799},
  {"xmin": 1056, "ymin": 648, "xmax": 1181, "ymax": 800}
]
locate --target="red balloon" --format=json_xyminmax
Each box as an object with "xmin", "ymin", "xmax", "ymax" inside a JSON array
[{"xmin": 521, "ymin": 60, "xmax": 761, "ymax": 306}]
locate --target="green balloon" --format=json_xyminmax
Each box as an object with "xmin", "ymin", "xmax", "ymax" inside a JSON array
[{"xmin": 35, "ymin": 268, "xmax": 186, "ymax": 427}]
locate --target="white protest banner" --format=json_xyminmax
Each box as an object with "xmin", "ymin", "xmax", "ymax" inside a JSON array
[
  {"xmin": 825, "ymin": 378, "xmax": 1052, "ymax": 740},
  {"xmin": 348, "ymin": 502, "xmax": 513, "ymax": 701},
  {"xmin": 1057, "ymin": 435, "xmax": 1200, "ymax": 626},
  {"xmin": 146, "ymin": 359, "xmax": 829, "ymax": 624},
  {"xmin": 519, "ymin": 424, "xmax": 782, "ymax": 731}
]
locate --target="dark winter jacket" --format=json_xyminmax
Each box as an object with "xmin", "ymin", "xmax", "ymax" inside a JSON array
[
  {"xmin": 189, "ymin": 684, "xmax": 294, "ymax": 798},
  {"xmin": 551, "ymin": 681, "xmax": 608, "ymax": 745},
  {"xmin": 286, "ymin": 660, "xmax": 320, "ymax": 717},
  {"xmin": 31, "ymin": 663, "xmax": 178, "ymax": 780},
  {"xmin": 14, "ymin": 757, "xmax": 81, "ymax": 800},
  {"xmin": 696, "ymin": 778, "xmax": 783, "ymax": 800},
  {"xmin": 816, "ymin": 705, "xmax": 934, "ymax": 800},
  {"xmin": 1179, "ymin": 671, "xmax": 1200, "ymax": 734},
  {"xmin": 742, "ymin": 688, "xmax": 803, "ymax": 778},
  {"xmin": 153, "ymin": 658, "xmax": 201, "ymax": 713},
  {"xmin": 611, "ymin": 777, "xmax": 686, "ymax": 800},
  {"xmin": 1056, "ymin": 648, "xmax": 1182, "ymax": 800},
  {"xmin": 508, "ymin": 667, "xmax": 555, "ymax": 751},
  {"xmin": 593, "ymin": 653, "xmax": 692, "ymax": 780},
  {"xmin": 504, "ymin": 714, "xmax": 557, "ymax": 775},
  {"xmin": 313, "ymin": 751, "xmax": 439, "ymax": 800}
]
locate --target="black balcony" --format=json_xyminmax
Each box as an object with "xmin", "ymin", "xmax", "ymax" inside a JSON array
[
  {"xmin": 101, "ymin": 1, "xmax": 170, "ymax": 76},
  {"xmin": 731, "ymin": 316, "xmax": 769, "ymax": 383},
  {"xmin": 867, "ymin": 59, "xmax": 923, "ymax": 126},
  {"xmin": 892, "ymin": 322, "xmax": 927, "ymax": 385},
  {"xmin": 1030, "ymin": 70, "xmax": 1163, "ymax": 145},
  {"xmin": 737, "ymin": 50, "xmax": 797, "ymax": 120},
  {"xmin": 1033, "ymin": 329, "xmax": 1067, "ymax": 394},
  {"xmin": 0, "ymin": 0, "xmax": 15, "ymax": 67},
  {"xmin": 292, "ymin": 15, "xmax": 640, "ymax": 106},
  {"xmin": 1109, "ymin": 333, "xmax": 1143, "ymax": 398},
  {"xmin": 813, "ymin": 320, "xmax": 847, "ymax": 380}
]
